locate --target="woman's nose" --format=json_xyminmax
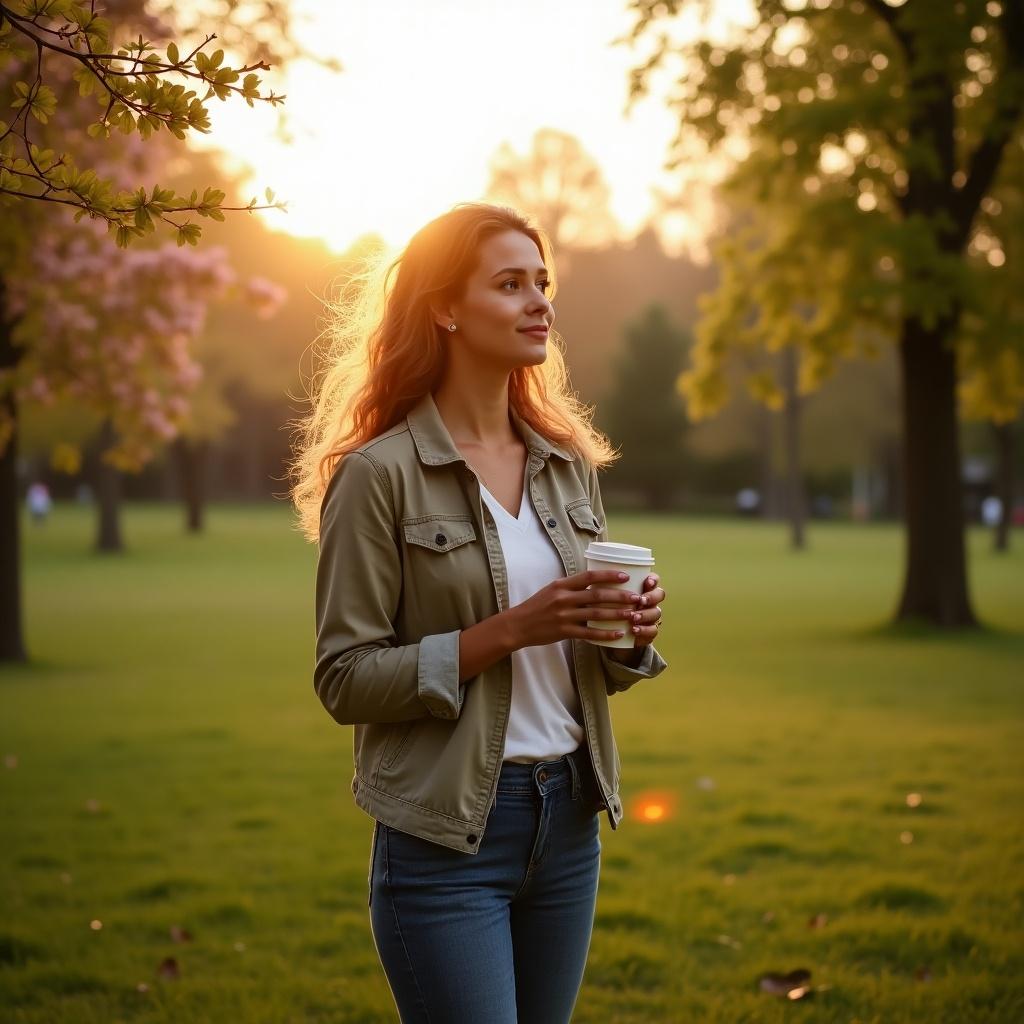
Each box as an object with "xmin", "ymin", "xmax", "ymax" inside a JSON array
[{"xmin": 529, "ymin": 290, "xmax": 553, "ymax": 316}]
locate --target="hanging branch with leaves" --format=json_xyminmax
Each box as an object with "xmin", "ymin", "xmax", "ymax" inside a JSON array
[{"xmin": 0, "ymin": 0, "xmax": 287, "ymax": 246}]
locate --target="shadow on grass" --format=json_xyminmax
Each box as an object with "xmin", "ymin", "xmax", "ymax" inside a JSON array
[{"xmin": 848, "ymin": 616, "xmax": 1023, "ymax": 649}]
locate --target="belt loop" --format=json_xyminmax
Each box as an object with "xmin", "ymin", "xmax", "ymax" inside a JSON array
[{"xmin": 566, "ymin": 749, "xmax": 581, "ymax": 800}]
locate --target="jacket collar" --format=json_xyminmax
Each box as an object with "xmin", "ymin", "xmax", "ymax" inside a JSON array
[{"xmin": 406, "ymin": 390, "xmax": 575, "ymax": 467}]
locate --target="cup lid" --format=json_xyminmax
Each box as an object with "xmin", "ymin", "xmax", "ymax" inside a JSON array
[{"xmin": 585, "ymin": 541, "xmax": 655, "ymax": 566}]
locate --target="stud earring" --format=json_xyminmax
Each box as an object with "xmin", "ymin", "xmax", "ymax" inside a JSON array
[{"xmin": 448, "ymin": 324, "xmax": 457, "ymax": 332}]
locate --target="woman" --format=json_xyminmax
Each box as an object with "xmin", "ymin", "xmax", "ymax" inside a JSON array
[{"xmin": 291, "ymin": 203, "xmax": 668, "ymax": 1023}]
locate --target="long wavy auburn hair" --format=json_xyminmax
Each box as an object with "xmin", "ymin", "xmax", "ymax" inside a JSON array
[{"xmin": 288, "ymin": 201, "xmax": 619, "ymax": 543}]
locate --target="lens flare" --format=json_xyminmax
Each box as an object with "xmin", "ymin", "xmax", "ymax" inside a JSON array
[{"xmin": 630, "ymin": 791, "xmax": 677, "ymax": 824}]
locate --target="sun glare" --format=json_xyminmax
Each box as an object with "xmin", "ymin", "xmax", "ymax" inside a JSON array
[
  {"xmin": 632, "ymin": 791, "xmax": 677, "ymax": 824},
  {"xmin": 196, "ymin": 0, "xmax": 756, "ymax": 257}
]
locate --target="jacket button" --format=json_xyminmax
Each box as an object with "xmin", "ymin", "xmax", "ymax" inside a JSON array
[
  {"xmin": 467, "ymin": 834, "xmax": 478, "ymax": 845},
  {"xmin": 435, "ymin": 532, "xmax": 447, "ymax": 545},
  {"xmin": 538, "ymin": 770, "xmax": 549, "ymax": 783},
  {"xmin": 546, "ymin": 518, "xmax": 556, "ymax": 528}
]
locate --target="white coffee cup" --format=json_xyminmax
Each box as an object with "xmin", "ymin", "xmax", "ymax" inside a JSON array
[{"xmin": 584, "ymin": 541, "xmax": 656, "ymax": 648}]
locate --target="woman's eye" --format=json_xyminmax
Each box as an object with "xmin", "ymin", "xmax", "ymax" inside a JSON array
[{"xmin": 503, "ymin": 279, "xmax": 551, "ymax": 292}]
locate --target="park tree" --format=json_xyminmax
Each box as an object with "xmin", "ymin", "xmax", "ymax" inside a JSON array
[
  {"xmin": 485, "ymin": 127, "xmax": 620, "ymax": 255},
  {"xmin": 957, "ymin": 134, "xmax": 1023, "ymax": 551},
  {"xmin": 625, "ymin": 0, "xmax": 1024, "ymax": 627},
  {"xmin": 0, "ymin": 0, "xmax": 315, "ymax": 663},
  {"xmin": 600, "ymin": 304, "xmax": 690, "ymax": 510}
]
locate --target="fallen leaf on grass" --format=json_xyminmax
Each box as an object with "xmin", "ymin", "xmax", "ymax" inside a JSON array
[
  {"xmin": 716, "ymin": 934, "xmax": 742, "ymax": 950},
  {"xmin": 759, "ymin": 968, "xmax": 812, "ymax": 999},
  {"xmin": 807, "ymin": 913, "xmax": 828, "ymax": 929},
  {"xmin": 696, "ymin": 776, "xmax": 716, "ymax": 791},
  {"xmin": 157, "ymin": 957, "xmax": 179, "ymax": 980},
  {"xmin": 915, "ymin": 966, "xmax": 933, "ymax": 982},
  {"xmin": 906, "ymin": 792, "xmax": 923, "ymax": 808},
  {"xmin": 169, "ymin": 925, "xmax": 192, "ymax": 943},
  {"xmin": 4, "ymin": 754, "xmax": 17, "ymax": 769}
]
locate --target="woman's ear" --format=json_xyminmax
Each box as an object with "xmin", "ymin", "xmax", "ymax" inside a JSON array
[{"xmin": 430, "ymin": 304, "xmax": 455, "ymax": 332}]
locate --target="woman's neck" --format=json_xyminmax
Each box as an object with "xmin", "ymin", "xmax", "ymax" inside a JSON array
[{"xmin": 432, "ymin": 373, "xmax": 518, "ymax": 449}]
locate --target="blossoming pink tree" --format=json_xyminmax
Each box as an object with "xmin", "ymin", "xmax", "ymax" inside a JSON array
[{"xmin": 0, "ymin": 0, "xmax": 315, "ymax": 662}]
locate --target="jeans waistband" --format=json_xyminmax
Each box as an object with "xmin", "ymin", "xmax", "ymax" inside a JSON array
[{"xmin": 497, "ymin": 746, "xmax": 589, "ymax": 798}]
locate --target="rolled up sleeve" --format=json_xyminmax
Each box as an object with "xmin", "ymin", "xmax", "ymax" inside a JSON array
[
  {"xmin": 587, "ymin": 459, "xmax": 669, "ymax": 696},
  {"xmin": 599, "ymin": 642, "xmax": 669, "ymax": 694},
  {"xmin": 314, "ymin": 451, "xmax": 466, "ymax": 724}
]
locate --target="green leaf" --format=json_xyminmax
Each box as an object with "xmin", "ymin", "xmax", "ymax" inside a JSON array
[{"xmin": 167, "ymin": 41, "xmax": 179, "ymax": 64}]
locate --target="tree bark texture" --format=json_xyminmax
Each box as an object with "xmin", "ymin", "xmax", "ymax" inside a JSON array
[{"xmin": 896, "ymin": 317, "xmax": 976, "ymax": 626}]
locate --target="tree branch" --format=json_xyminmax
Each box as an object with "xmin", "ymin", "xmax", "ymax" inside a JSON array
[
  {"xmin": 953, "ymin": 2, "xmax": 1024, "ymax": 245},
  {"xmin": 861, "ymin": 0, "xmax": 912, "ymax": 55}
]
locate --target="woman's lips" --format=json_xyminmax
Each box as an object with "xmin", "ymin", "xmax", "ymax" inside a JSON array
[{"xmin": 518, "ymin": 327, "xmax": 549, "ymax": 338}]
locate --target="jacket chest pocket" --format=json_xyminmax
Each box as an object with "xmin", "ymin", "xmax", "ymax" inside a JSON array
[
  {"xmin": 564, "ymin": 499, "xmax": 604, "ymax": 537},
  {"xmin": 402, "ymin": 514, "xmax": 477, "ymax": 552},
  {"xmin": 400, "ymin": 514, "xmax": 479, "ymax": 606}
]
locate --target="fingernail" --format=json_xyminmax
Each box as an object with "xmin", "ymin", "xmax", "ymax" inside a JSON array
[{"xmin": 618, "ymin": 572, "xmax": 629, "ymax": 580}]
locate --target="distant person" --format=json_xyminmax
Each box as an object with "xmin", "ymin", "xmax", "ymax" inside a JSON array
[
  {"xmin": 290, "ymin": 203, "xmax": 669, "ymax": 1023},
  {"xmin": 26, "ymin": 482, "xmax": 52, "ymax": 523},
  {"xmin": 736, "ymin": 487, "xmax": 760, "ymax": 516},
  {"xmin": 981, "ymin": 495, "xmax": 1001, "ymax": 527}
]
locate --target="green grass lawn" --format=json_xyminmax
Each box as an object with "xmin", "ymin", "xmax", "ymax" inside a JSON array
[{"xmin": 2, "ymin": 503, "xmax": 1022, "ymax": 1023}]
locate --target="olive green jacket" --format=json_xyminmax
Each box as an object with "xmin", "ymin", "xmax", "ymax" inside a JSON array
[{"xmin": 314, "ymin": 390, "xmax": 668, "ymax": 854}]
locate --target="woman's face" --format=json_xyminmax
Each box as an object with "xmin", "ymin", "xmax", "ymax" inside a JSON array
[{"xmin": 441, "ymin": 229, "xmax": 554, "ymax": 370}]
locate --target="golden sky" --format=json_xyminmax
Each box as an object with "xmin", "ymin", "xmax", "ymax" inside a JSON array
[{"xmin": 202, "ymin": 0, "xmax": 754, "ymax": 259}]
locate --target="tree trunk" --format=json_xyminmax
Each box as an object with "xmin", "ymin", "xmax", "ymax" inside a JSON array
[
  {"xmin": 992, "ymin": 420, "xmax": 1014, "ymax": 554},
  {"xmin": 0, "ymin": 290, "xmax": 27, "ymax": 664},
  {"xmin": 174, "ymin": 437, "xmax": 208, "ymax": 533},
  {"xmin": 895, "ymin": 315, "xmax": 977, "ymax": 626},
  {"xmin": 95, "ymin": 418, "xmax": 123, "ymax": 553},
  {"xmin": 781, "ymin": 346, "xmax": 806, "ymax": 550},
  {"xmin": 757, "ymin": 404, "xmax": 779, "ymax": 519}
]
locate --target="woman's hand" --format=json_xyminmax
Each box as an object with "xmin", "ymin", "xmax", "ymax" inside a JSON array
[
  {"xmin": 606, "ymin": 572, "xmax": 666, "ymax": 664},
  {"xmin": 505, "ymin": 570, "xmax": 644, "ymax": 650}
]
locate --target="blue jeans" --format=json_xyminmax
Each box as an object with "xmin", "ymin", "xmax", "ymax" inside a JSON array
[{"xmin": 368, "ymin": 746, "xmax": 603, "ymax": 1023}]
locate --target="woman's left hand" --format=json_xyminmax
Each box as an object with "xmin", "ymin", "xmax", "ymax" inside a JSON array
[
  {"xmin": 629, "ymin": 572, "xmax": 665, "ymax": 647},
  {"xmin": 607, "ymin": 572, "xmax": 665, "ymax": 662}
]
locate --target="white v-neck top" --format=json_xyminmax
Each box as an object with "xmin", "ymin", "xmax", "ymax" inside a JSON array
[{"xmin": 478, "ymin": 480, "xmax": 584, "ymax": 763}]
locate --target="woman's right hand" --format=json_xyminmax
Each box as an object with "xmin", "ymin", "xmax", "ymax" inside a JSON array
[{"xmin": 505, "ymin": 570, "xmax": 642, "ymax": 649}]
